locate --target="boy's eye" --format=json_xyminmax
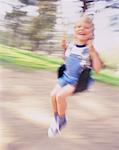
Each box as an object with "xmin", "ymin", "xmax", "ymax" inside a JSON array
[
  {"xmin": 85, "ymin": 26, "xmax": 90, "ymax": 29},
  {"xmin": 84, "ymin": 25, "xmax": 90, "ymax": 29},
  {"xmin": 76, "ymin": 25, "xmax": 81, "ymax": 28},
  {"xmin": 76, "ymin": 25, "xmax": 90, "ymax": 29}
]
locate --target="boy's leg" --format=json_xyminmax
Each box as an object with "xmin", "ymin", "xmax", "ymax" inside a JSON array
[
  {"xmin": 56, "ymin": 84, "xmax": 75, "ymax": 117},
  {"xmin": 56, "ymin": 84, "xmax": 75, "ymax": 131},
  {"xmin": 48, "ymin": 84, "xmax": 75, "ymax": 137},
  {"xmin": 48, "ymin": 84, "xmax": 61, "ymax": 137},
  {"xmin": 50, "ymin": 84, "xmax": 62, "ymax": 116}
]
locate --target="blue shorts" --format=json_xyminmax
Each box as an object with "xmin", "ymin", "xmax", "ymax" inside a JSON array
[
  {"xmin": 58, "ymin": 74, "xmax": 78, "ymax": 87},
  {"xmin": 58, "ymin": 73, "xmax": 94, "ymax": 89}
]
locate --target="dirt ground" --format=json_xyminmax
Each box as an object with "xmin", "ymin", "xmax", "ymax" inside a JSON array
[{"xmin": 0, "ymin": 67, "xmax": 119, "ymax": 150}]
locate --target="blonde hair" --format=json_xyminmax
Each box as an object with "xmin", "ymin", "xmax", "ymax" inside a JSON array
[{"xmin": 75, "ymin": 14, "xmax": 94, "ymax": 27}]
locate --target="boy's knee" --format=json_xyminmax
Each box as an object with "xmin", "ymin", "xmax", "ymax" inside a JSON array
[
  {"xmin": 56, "ymin": 93, "xmax": 64, "ymax": 101},
  {"xmin": 50, "ymin": 90, "xmax": 57, "ymax": 98}
]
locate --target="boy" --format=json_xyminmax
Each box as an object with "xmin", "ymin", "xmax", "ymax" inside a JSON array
[{"xmin": 48, "ymin": 15, "xmax": 103, "ymax": 137}]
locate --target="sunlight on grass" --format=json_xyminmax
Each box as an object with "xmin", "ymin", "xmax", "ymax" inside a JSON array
[{"xmin": 93, "ymin": 69, "xmax": 119, "ymax": 86}]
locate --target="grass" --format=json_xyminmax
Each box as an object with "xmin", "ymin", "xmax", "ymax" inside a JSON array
[
  {"xmin": 0, "ymin": 44, "xmax": 63, "ymax": 71},
  {"xmin": 93, "ymin": 70, "xmax": 119, "ymax": 86},
  {"xmin": 0, "ymin": 44, "xmax": 119, "ymax": 86}
]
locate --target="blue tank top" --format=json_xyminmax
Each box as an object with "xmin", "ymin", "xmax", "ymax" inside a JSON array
[{"xmin": 64, "ymin": 44, "xmax": 91, "ymax": 79}]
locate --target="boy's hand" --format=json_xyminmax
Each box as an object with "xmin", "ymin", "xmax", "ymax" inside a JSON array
[
  {"xmin": 60, "ymin": 38, "xmax": 67, "ymax": 50},
  {"xmin": 60, "ymin": 36, "xmax": 68, "ymax": 60}
]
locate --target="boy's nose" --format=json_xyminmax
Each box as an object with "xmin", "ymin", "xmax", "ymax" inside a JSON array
[{"xmin": 79, "ymin": 26, "xmax": 85, "ymax": 31}]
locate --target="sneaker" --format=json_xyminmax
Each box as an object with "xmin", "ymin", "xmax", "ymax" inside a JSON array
[
  {"xmin": 58, "ymin": 116, "xmax": 67, "ymax": 131},
  {"xmin": 48, "ymin": 117, "xmax": 60, "ymax": 138}
]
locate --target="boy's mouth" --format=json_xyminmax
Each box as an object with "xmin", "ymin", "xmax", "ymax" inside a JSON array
[
  {"xmin": 79, "ymin": 33, "xmax": 85, "ymax": 36},
  {"xmin": 77, "ymin": 31, "xmax": 85, "ymax": 35}
]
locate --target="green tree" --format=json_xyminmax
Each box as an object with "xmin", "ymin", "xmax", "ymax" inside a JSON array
[
  {"xmin": 26, "ymin": 1, "xmax": 57, "ymax": 52},
  {"xmin": 5, "ymin": 8, "xmax": 27, "ymax": 47}
]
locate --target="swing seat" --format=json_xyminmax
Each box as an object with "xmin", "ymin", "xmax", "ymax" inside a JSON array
[{"xmin": 57, "ymin": 64, "xmax": 92, "ymax": 93}]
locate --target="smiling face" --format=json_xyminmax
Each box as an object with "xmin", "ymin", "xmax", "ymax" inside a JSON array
[{"xmin": 73, "ymin": 16, "xmax": 94, "ymax": 44}]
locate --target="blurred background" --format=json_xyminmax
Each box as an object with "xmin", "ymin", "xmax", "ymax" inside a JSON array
[
  {"xmin": 0, "ymin": 1, "xmax": 119, "ymax": 150},
  {"xmin": 0, "ymin": 0, "xmax": 119, "ymax": 65}
]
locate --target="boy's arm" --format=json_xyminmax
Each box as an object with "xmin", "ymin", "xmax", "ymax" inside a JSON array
[
  {"xmin": 87, "ymin": 41, "xmax": 104, "ymax": 73},
  {"xmin": 60, "ymin": 38, "xmax": 68, "ymax": 59}
]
